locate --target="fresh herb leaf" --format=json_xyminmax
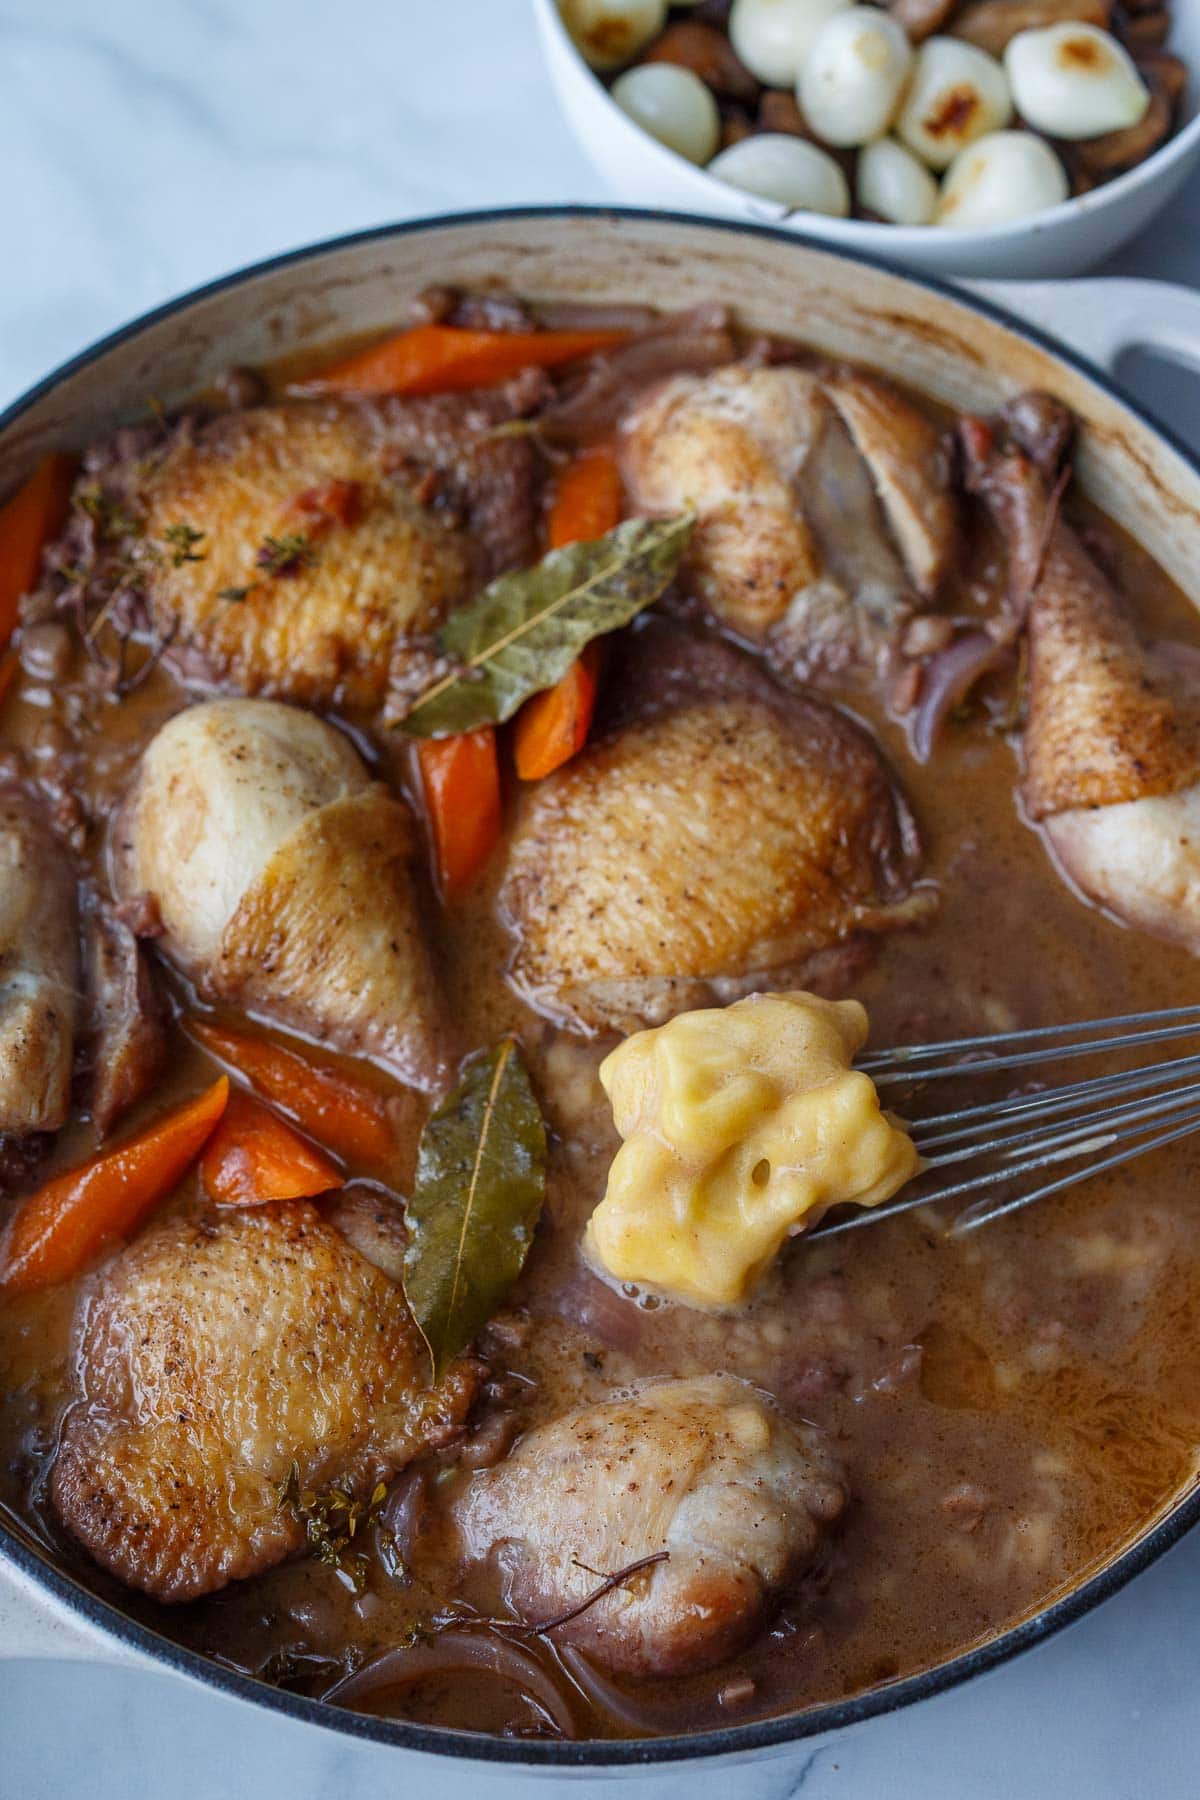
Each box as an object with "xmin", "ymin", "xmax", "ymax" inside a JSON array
[
  {"xmin": 162, "ymin": 521, "xmax": 207, "ymax": 566},
  {"xmin": 217, "ymin": 584, "xmax": 255, "ymax": 603},
  {"xmin": 276, "ymin": 1462, "xmax": 391, "ymax": 1591},
  {"xmin": 78, "ymin": 487, "xmax": 142, "ymax": 541},
  {"xmin": 257, "ymin": 531, "xmax": 315, "ymax": 577},
  {"xmin": 403, "ymin": 1038, "xmax": 547, "ymax": 1381},
  {"xmin": 398, "ymin": 512, "xmax": 694, "ymax": 738}
]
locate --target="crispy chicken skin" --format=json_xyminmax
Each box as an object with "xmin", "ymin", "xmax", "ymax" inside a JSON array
[
  {"xmin": 964, "ymin": 400, "xmax": 1200, "ymax": 950},
  {"xmin": 0, "ymin": 800, "xmax": 78, "ymax": 1138},
  {"xmin": 1023, "ymin": 546, "xmax": 1200, "ymax": 823},
  {"xmin": 96, "ymin": 383, "xmax": 539, "ymax": 708},
  {"xmin": 115, "ymin": 699, "xmax": 453, "ymax": 1090},
  {"xmin": 621, "ymin": 365, "xmax": 830, "ymax": 639},
  {"xmin": 500, "ymin": 628, "xmax": 928, "ymax": 1032},
  {"xmin": 453, "ymin": 1375, "xmax": 845, "ymax": 1677},
  {"xmin": 53, "ymin": 1200, "xmax": 478, "ymax": 1602},
  {"xmin": 135, "ymin": 401, "xmax": 476, "ymax": 705},
  {"xmin": 620, "ymin": 364, "xmax": 957, "ymax": 672}
]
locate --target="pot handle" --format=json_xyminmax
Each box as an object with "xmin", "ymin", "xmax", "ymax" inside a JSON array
[
  {"xmin": 963, "ymin": 277, "xmax": 1200, "ymax": 378},
  {"xmin": 0, "ymin": 1552, "xmax": 147, "ymax": 1669}
]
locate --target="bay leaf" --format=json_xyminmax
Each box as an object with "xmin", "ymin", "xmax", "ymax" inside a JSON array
[
  {"xmin": 398, "ymin": 512, "xmax": 694, "ymax": 737},
  {"xmin": 403, "ymin": 1038, "xmax": 547, "ymax": 1381}
]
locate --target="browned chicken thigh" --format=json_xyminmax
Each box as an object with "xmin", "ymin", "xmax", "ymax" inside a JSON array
[
  {"xmin": 452, "ymin": 1375, "xmax": 845, "ymax": 1677},
  {"xmin": 62, "ymin": 385, "xmax": 539, "ymax": 709},
  {"xmin": 620, "ymin": 364, "xmax": 957, "ymax": 677},
  {"xmin": 0, "ymin": 800, "xmax": 78, "ymax": 1141},
  {"xmin": 964, "ymin": 399, "xmax": 1200, "ymax": 951},
  {"xmin": 115, "ymin": 698, "xmax": 453, "ymax": 1090},
  {"xmin": 53, "ymin": 1199, "xmax": 478, "ymax": 1601},
  {"xmin": 500, "ymin": 627, "xmax": 930, "ymax": 1031}
]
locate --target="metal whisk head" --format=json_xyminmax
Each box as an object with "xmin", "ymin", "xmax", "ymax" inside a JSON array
[{"xmin": 814, "ymin": 1005, "xmax": 1200, "ymax": 1240}]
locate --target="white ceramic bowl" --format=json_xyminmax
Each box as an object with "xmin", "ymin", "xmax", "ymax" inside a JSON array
[{"xmin": 534, "ymin": 0, "xmax": 1200, "ymax": 278}]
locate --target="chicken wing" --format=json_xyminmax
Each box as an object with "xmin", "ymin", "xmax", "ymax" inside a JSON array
[
  {"xmin": 963, "ymin": 399, "xmax": 1200, "ymax": 951},
  {"xmin": 620, "ymin": 363, "xmax": 957, "ymax": 675},
  {"xmin": 452, "ymin": 1374, "xmax": 845, "ymax": 1676},
  {"xmin": 53, "ymin": 1199, "xmax": 478, "ymax": 1602},
  {"xmin": 499, "ymin": 627, "xmax": 929, "ymax": 1032},
  {"xmin": 69, "ymin": 385, "xmax": 538, "ymax": 709},
  {"xmin": 0, "ymin": 800, "xmax": 78, "ymax": 1140},
  {"xmin": 115, "ymin": 698, "xmax": 453, "ymax": 1090}
]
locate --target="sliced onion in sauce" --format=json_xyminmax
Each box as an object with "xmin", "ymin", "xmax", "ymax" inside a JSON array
[
  {"xmin": 378, "ymin": 1467, "xmax": 428, "ymax": 1562},
  {"xmin": 324, "ymin": 1628, "xmax": 583, "ymax": 1738},
  {"xmin": 908, "ymin": 630, "xmax": 1012, "ymax": 763},
  {"xmin": 557, "ymin": 1643, "xmax": 745, "ymax": 1735},
  {"xmin": 535, "ymin": 1266, "xmax": 647, "ymax": 1353}
]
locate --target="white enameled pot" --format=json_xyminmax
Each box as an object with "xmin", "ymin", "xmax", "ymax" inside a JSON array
[{"xmin": 2, "ymin": 209, "xmax": 1200, "ymax": 1777}]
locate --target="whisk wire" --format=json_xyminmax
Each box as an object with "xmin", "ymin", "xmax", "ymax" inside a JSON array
[
  {"xmin": 816, "ymin": 1006, "xmax": 1200, "ymax": 1240},
  {"xmin": 861, "ymin": 1004, "xmax": 1200, "ymax": 1086},
  {"xmin": 912, "ymin": 1053, "xmax": 1200, "ymax": 1150}
]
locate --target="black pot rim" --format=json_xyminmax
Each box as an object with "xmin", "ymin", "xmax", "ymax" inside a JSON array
[{"xmin": 3, "ymin": 202, "xmax": 1198, "ymax": 1770}]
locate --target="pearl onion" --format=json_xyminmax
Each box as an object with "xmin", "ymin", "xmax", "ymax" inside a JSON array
[
  {"xmin": 857, "ymin": 137, "xmax": 938, "ymax": 225},
  {"xmin": 799, "ymin": 7, "xmax": 914, "ymax": 148},
  {"xmin": 707, "ymin": 133, "xmax": 851, "ymax": 214},
  {"xmin": 612, "ymin": 63, "xmax": 721, "ymax": 163},
  {"xmin": 728, "ymin": 0, "xmax": 851, "ymax": 88},
  {"xmin": 1004, "ymin": 23, "xmax": 1149, "ymax": 141},
  {"xmin": 937, "ymin": 130, "xmax": 1069, "ymax": 230},
  {"xmin": 897, "ymin": 36, "xmax": 1013, "ymax": 171},
  {"xmin": 558, "ymin": 0, "xmax": 667, "ymax": 71}
]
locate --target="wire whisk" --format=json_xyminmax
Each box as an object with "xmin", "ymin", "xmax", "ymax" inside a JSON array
[{"xmin": 814, "ymin": 1005, "xmax": 1200, "ymax": 1240}]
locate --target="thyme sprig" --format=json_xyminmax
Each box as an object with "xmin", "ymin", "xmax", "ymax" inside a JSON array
[
  {"xmin": 162, "ymin": 520, "xmax": 207, "ymax": 566},
  {"xmin": 257, "ymin": 531, "xmax": 316, "ymax": 577},
  {"xmin": 525, "ymin": 1551, "xmax": 669, "ymax": 1635},
  {"xmin": 218, "ymin": 528, "xmax": 321, "ymax": 601},
  {"xmin": 78, "ymin": 487, "xmax": 143, "ymax": 541},
  {"xmin": 276, "ymin": 1464, "xmax": 393, "ymax": 1592}
]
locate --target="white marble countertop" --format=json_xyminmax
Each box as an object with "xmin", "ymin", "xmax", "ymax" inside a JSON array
[{"xmin": 3, "ymin": 2, "xmax": 1200, "ymax": 1796}]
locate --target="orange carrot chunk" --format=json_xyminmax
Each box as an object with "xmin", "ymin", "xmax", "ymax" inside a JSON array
[
  {"xmin": 0, "ymin": 453, "xmax": 75, "ymax": 651},
  {"xmin": 417, "ymin": 727, "xmax": 502, "ymax": 900},
  {"xmin": 514, "ymin": 642, "xmax": 603, "ymax": 782},
  {"xmin": 186, "ymin": 1019, "xmax": 397, "ymax": 1169},
  {"xmin": 546, "ymin": 446, "xmax": 623, "ymax": 550},
  {"xmin": 513, "ymin": 449, "xmax": 622, "ymax": 782},
  {"xmin": 0, "ymin": 1077, "xmax": 229, "ymax": 1295},
  {"xmin": 308, "ymin": 324, "xmax": 628, "ymax": 398},
  {"xmin": 201, "ymin": 1090, "xmax": 343, "ymax": 1208}
]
